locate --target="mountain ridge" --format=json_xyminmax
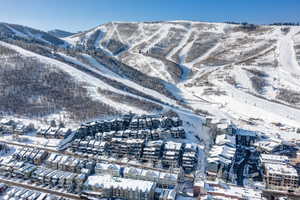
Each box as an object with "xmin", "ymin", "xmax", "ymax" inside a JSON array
[
  {"xmin": 0, "ymin": 20, "xmax": 300, "ymax": 142},
  {"xmin": 48, "ymin": 29, "xmax": 75, "ymax": 38},
  {"xmin": 0, "ymin": 22, "xmax": 68, "ymax": 47}
]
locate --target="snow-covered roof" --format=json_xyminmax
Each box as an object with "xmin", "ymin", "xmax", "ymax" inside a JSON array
[
  {"xmin": 183, "ymin": 151, "xmax": 196, "ymax": 157},
  {"xmin": 210, "ymin": 144, "xmax": 236, "ymax": 158},
  {"xmin": 185, "ymin": 143, "xmax": 198, "ymax": 151},
  {"xmin": 85, "ymin": 175, "xmax": 155, "ymax": 192},
  {"xmin": 126, "ymin": 138, "xmax": 144, "ymax": 144},
  {"xmin": 164, "ymin": 141, "xmax": 182, "ymax": 150},
  {"xmin": 111, "ymin": 137, "xmax": 122, "ymax": 142},
  {"xmin": 95, "ymin": 163, "xmax": 121, "ymax": 172},
  {"xmin": 141, "ymin": 169, "xmax": 160, "ymax": 179},
  {"xmin": 215, "ymin": 134, "xmax": 226, "ymax": 145},
  {"xmin": 159, "ymin": 172, "xmax": 178, "ymax": 182},
  {"xmin": 145, "ymin": 140, "xmax": 163, "ymax": 146},
  {"xmin": 207, "ymin": 157, "xmax": 219, "ymax": 164},
  {"xmin": 265, "ymin": 163, "xmax": 298, "ymax": 176},
  {"xmin": 205, "ymin": 183, "xmax": 263, "ymax": 200},
  {"xmin": 208, "ymin": 144, "xmax": 236, "ymax": 165},
  {"xmin": 218, "ymin": 156, "xmax": 232, "ymax": 165},
  {"xmin": 254, "ymin": 140, "xmax": 280, "ymax": 152},
  {"xmin": 124, "ymin": 167, "xmax": 142, "ymax": 176},
  {"xmin": 217, "ymin": 123, "xmax": 229, "ymax": 129},
  {"xmin": 260, "ymin": 154, "xmax": 289, "ymax": 164},
  {"xmin": 215, "ymin": 133, "xmax": 236, "ymax": 146},
  {"xmin": 124, "ymin": 129, "xmax": 131, "ymax": 133}
]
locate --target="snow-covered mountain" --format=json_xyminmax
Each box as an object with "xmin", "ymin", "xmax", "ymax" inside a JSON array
[
  {"xmin": 1, "ymin": 20, "xmax": 300, "ymax": 141},
  {"xmin": 48, "ymin": 29, "xmax": 75, "ymax": 38},
  {"xmin": 0, "ymin": 22, "xmax": 68, "ymax": 46}
]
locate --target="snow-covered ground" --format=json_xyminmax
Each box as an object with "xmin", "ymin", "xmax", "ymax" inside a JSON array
[
  {"xmin": 2, "ymin": 21, "xmax": 300, "ymax": 153},
  {"xmin": 2, "ymin": 20, "xmax": 300, "ymax": 200}
]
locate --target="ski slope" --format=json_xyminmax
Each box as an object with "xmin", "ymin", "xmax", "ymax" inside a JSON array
[{"xmin": 3, "ymin": 20, "xmax": 300, "ymax": 144}]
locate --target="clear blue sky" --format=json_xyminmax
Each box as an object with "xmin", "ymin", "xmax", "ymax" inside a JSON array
[{"xmin": 0, "ymin": 0, "xmax": 299, "ymax": 32}]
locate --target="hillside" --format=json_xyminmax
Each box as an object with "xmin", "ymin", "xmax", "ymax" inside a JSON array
[
  {"xmin": 0, "ymin": 21, "xmax": 300, "ymax": 142},
  {"xmin": 0, "ymin": 22, "xmax": 68, "ymax": 46},
  {"xmin": 48, "ymin": 29, "xmax": 75, "ymax": 38}
]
